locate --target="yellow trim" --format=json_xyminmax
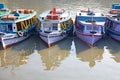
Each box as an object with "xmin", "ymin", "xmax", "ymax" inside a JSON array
[
  {"xmin": 30, "ymin": 18, "xmax": 33, "ymax": 24},
  {"xmin": 63, "ymin": 22, "xmax": 66, "ymax": 29},
  {"xmin": 20, "ymin": 21, "xmax": 24, "ymax": 30},
  {"xmin": 24, "ymin": 21, "xmax": 28, "ymax": 29},
  {"xmin": 33, "ymin": 17, "xmax": 35, "ymax": 23},
  {"xmin": 28, "ymin": 19, "xmax": 31, "ymax": 26},
  {"xmin": 60, "ymin": 22, "xmax": 66, "ymax": 29},
  {"xmin": 38, "ymin": 20, "xmax": 41, "ymax": 28},
  {"xmin": 32, "ymin": 16, "xmax": 37, "ymax": 23},
  {"xmin": 68, "ymin": 18, "xmax": 73, "ymax": 27}
]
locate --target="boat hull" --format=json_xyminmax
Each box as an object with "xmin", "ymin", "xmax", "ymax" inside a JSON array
[
  {"xmin": 1, "ymin": 34, "xmax": 31, "ymax": 49},
  {"xmin": 40, "ymin": 33, "xmax": 67, "ymax": 47},
  {"xmin": 76, "ymin": 31, "xmax": 102, "ymax": 46},
  {"xmin": 111, "ymin": 34, "xmax": 120, "ymax": 41},
  {"xmin": 0, "ymin": 22, "xmax": 37, "ymax": 49}
]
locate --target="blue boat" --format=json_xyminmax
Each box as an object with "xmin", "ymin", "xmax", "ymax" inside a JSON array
[
  {"xmin": 75, "ymin": 9, "xmax": 106, "ymax": 46},
  {"xmin": 105, "ymin": 13, "xmax": 120, "ymax": 41},
  {"xmin": 109, "ymin": 4, "xmax": 120, "ymax": 14},
  {"xmin": 0, "ymin": 4, "xmax": 37, "ymax": 49}
]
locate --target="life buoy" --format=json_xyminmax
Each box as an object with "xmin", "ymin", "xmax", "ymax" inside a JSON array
[
  {"xmin": 17, "ymin": 31, "xmax": 24, "ymax": 37},
  {"xmin": 81, "ymin": 10, "xmax": 89, "ymax": 13}
]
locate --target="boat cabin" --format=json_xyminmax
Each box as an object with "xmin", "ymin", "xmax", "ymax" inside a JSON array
[
  {"xmin": 76, "ymin": 13, "xmax": 105, "ymax": 34},
  {"xmin": 42, "ymin": 21, "xmax": 60, "ymax": 33},
  {"xmin": 0, "ymin": 23, "xmax": 13, "ymax": 33},
  {"xmin": 0, "ymin": 9, "xmax": 37, "ymax": 34},
  {"xmin": 77, "ymin": 23, "xmax": 104, "ymax": 34}
]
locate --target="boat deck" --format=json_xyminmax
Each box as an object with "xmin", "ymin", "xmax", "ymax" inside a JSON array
[
  {"xmin": 38, "ymin": 9, "xmax": 71, "ymax": 22},
  {"xmin": 76, "ymin": 11, "xmax": 106, "ymax": 25},
  {"xmin": 0, "ymin": 9, "xmax": 36, "ymax": 23},
  {"xmin": 0, "ymin": 9, "xmax": 11, "ymax": 17}
]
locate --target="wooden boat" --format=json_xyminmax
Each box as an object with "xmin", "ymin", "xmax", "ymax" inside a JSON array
[
  {"xmin": 75, "ymin": 9, "xmax": 106, "ymax": 46},
  {"xmin": 105, "ymin": 13, "xmax": 120, "ymax": 42},
  {"xmin": 0, "ymin": 6, "xmax": 37, "ymax": 49},
  {"xmin": 37, "ymin": 8, "xmax": 73, "ymax": 47},
  {"xmin": 109, "ymin": 4, "xmax": 120, "ymax": 14}
]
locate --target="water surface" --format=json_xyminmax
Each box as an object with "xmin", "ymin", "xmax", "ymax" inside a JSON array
[{"xmin": 0, "ymin": 0, "xmax": 120, "ymax": 80}]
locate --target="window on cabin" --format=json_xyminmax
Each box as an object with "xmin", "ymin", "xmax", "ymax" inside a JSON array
[
  {"xmin": 7, "ymin": 24, "xmax": 13, "ymax": 32},
  {"xmin": 44, "ymin": 23, "xmax": 52, "ymax": 32},
  {"xmin": 52, "ymin": 23, "xmax": 58, "ymax": 30},
  {"xmin": 8, "ymin": 24, "xmax": 12, "ymax": 31},
  {"xmin": 23, "ymin": 21, "xmax": 27, "ymax": 29},
  {"xmin": 93, "ymin": 26, "xmax": 99, "ymax": 30},
  {"xmin": 86, "ymin": 26, "xmax": 92, "ymax": 30},
  {"xmin": 16, "ymin": 22, "xmax": 22, "ymax": 31},
  {"xmin": 1, "ymin": 26, "xmax": 6, "ymax": 32},
  {"xmin": 86, "ymin": 26, "xmax": 98, "ymax": 30}
]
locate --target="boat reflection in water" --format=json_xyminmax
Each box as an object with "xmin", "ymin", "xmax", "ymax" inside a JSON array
[
  {"xmin": 107, "ymin": 41, "xmax": 120, "ymax": 63},
  {"xmin": 74, "ymin": 37, "xmax": 104, "ymax": 68},
  {"xmin": 112, "ymin": 52, "xmax": 120, "ymax": 63},
  {"xmin": 38, "ymin": 37, "xmax": 73, "ymax": 70},
  {"xmin": 77, "ymin": 47, "xmax": 103, "ymax": 68},
  {"xmin": 0, "ymin": 48, "xmax": 33, "ymax": 68},
  {"xmin": 0, "ymin": 35, "xmax": 36, "ymax": 69}
]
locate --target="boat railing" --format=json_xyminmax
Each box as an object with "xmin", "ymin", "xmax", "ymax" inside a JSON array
[
  {"xmin": 60, "ymin": 10, "xmax": 71, "ymax": 22},
  {"xmin": 0, "ymin": 32, "xmax": 6, "ymax": 35}
]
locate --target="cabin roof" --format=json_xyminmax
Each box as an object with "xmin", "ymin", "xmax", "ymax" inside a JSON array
[
  {"xmin": 76, "ymin": 11, "xmax": 106, "ymax": 23},
  {"xmin": 38, "ymin": 9, "xmax": 71, "ymax": 22},
  {"xmin": 0, "ymin": 9, "xmax": 11, "ymax": 17},
  {"xmin": 0, "ymin": 9, "xmax": 36, "ymax": 23}
]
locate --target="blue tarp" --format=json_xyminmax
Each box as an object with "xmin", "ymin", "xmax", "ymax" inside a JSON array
[
  {"xmin": 112, "ymin": 4, "xmax": 120, "ymax": 9},
  {"xmin": 77, "ymin": 16, "xmax": 106, "ymax": 22},
  {"xmin": 0, "ymin": 3, "xmax": 6, "ymax": 9}
]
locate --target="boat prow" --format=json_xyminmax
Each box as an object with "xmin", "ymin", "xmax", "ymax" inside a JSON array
[{"xmin": 75, "ymin": 9, "xmax": 106, "ymax": 46}]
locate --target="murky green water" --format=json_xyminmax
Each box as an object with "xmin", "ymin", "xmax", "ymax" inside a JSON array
[{"xmin": 0, "ymin": 0, "xmax": 120, "ymax": 80}]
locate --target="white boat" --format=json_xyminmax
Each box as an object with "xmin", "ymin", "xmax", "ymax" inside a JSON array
[
  {"xmin": 0, "ymin": 5, "xmax": 37, "ymax": 49},
  {"xmin": 37, "ymin": 8, "xmax": 73, "ymax": 47},
  {"xmin": 75, "ymin": 9, "xmax": 106, "ymax": 46}
]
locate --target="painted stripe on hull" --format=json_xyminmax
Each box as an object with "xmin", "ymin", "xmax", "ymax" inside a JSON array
[
  {"xmin": 40, "ymin": 34, "xmax": 67, "ymax": 47},
  {"xmin": 76, "ymin": 31, "xmax": 102, "ymax": 46},
  {"xmin": 1, "ymin": 34, "xmax": 30, "ymax": 49},
  {"xmin": 110, "ymin": 34, "xmax": 120, "ymax": 41},
  {"xmin": 0, "ymin": 22, "xmax": 37, "ymax": 49}
]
